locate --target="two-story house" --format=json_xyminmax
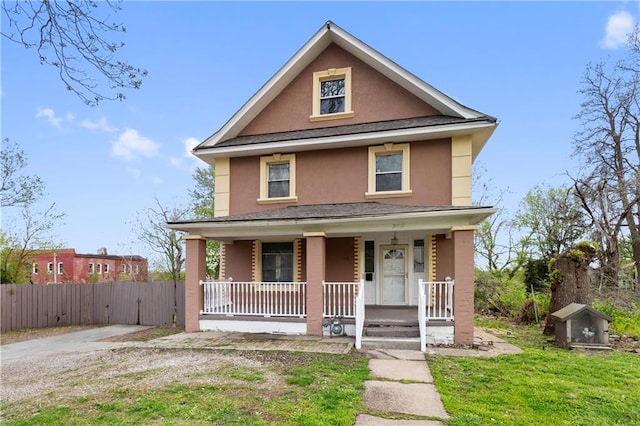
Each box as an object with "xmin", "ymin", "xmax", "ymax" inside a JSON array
[{"xmin": 168, "ymin": 22, "xmax": 497, "ymax": 349}]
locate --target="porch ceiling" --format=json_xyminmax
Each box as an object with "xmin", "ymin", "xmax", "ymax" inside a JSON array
[{"xmin": 167, "ymin": 202, "xmax": 495, "ymax": 242}]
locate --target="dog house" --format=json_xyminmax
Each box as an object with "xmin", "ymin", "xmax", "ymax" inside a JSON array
[{"xmin": 550, "ymin": 303, "xmax": 612, "ymax": 349}]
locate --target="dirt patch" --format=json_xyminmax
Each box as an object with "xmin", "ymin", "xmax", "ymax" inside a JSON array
[{"xmin": 99, "ymin": 326, "xmax": 184, "ymax": 342}]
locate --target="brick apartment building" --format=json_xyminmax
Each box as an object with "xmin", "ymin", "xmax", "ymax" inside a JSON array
[{"xmin": 30, "ymin": 248, "xmax": 148, "ymax": 284}]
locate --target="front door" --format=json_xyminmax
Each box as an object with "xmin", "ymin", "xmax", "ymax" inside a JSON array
[{"xmin": 381, "ymin": 245, "xmax": 408, "ymax": 304}]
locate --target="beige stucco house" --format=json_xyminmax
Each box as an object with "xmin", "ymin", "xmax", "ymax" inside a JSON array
[{"xmin": 168, "ymin": 21, "xmax": 497, "ymax": 349}]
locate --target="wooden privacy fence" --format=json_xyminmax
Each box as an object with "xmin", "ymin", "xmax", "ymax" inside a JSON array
[{"xmin": 0, "ymin": 281, "xmax": 185, "ymax": 332}]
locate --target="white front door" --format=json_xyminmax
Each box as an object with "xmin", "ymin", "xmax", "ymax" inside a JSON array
[{"xmin": 381, "ymin": 245, "xmax": 408, "ymax": 304}]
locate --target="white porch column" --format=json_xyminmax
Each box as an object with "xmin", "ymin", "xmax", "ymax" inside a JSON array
[
  {"xmin": 305, "ymin": 232, "xmax": 326, "ymax": 336},
  {"xmin": 185, "ymin": 235, "xmax": 207, "ymax": 333}
]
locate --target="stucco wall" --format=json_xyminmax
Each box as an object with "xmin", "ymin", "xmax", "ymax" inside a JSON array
[
  {"xmin": 325, "ymin": 238, "xmax": 355, "ymax": 281},
  {"xmin": 239, "ymin": 44, "xmax": 439, "ymax": 136},
  {"xmin": 435, "ymin": 235, "xmax": 454, "ymax": 281},
  {"xmin": 229, "ymin": 138, "xmax": 451, "ymax": 215},
  {"xmin": 223, "ymin": 241, "xmax": 254, "ymax": 282}
]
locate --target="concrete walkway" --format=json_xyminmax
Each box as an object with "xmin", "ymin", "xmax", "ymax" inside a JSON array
[
  {"xmin": 0, "ymin": 325, "xmax": 153, "ymax": 361},
  {"xmin": 356, "ymin": 349, "xmax": 448, "ymax": 425}
]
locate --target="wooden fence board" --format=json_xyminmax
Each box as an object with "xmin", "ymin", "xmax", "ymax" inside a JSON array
[{"xmin": 0, "ymin": 282, "xmax": 184, "ymax": 332}]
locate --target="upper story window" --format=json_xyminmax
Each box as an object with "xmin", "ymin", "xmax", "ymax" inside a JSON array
[
  {"xmin": 57, "ymin": 262, "xmax": 63, "ymax": 274},
  {"xmin": 104, "ymin": 264, "xmax": 109, "ymax": 274},
  {"xmin": 88, "ymin": 263, "xmax": 94, "ymax": 274},
  {"xmin": 97, "ymin": 263, "xmax": 102, "ymax": 274},
  {"xmin": 32, "ymin": 263, "xmax": 39, "ymax": 274},
  {"xmin": 366, "ymin": 143, "xmax": 412, "ymax": 198},
  {"xmin": 121, "ymin": 264, "xmax": 127, "ymax": 273},
  {"xmin": 310, "ymin": 67, "xmax": 354, "ymax": 122},
  {"xmin": 258, "ymin": 154, "xmax": 297, "ymax": 204},
  {"xmin": 47, "ymin": 262, "xmax": 53, "ymax": 274}
]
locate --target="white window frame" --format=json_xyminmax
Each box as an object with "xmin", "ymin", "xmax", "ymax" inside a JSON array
[
  {"xmin": 104, "ymin": 264, "xmax": 109, "ymax": 274},
  {"xmin": 310, "ymin": 67, "xmax": 354, "ymax": 122},
  {"xmin": 97, "ymin": 263, "xmax": 102, "ymax": 274},
  {"xmin": 57, "ymin": 262, "xmax": 63, "ymax": 275},
  {"xmin": 32, "ymin": 263, "xmax": 39, "ymax": 275},
  {"xmin": 88, "ymin": 263, "xmax": 94, "ymax": 274},
  {"xmin": 258, "ymin": 153, "xmax": 298, "ymax": 204},
  {"xmin": 366, "ymin": 143, "xmax": 412, "ymax": 198},
  {"xmin": 121, "ymin": 264, "xmax": 127, "ymax": 273},
  {"xmin": 47, "ymin": 262, "xmax": 53, "ymax": 274}
]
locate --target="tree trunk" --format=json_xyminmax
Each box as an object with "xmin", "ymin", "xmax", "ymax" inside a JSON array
[{"xmin": 543, "ymin": 244, "xmax": 597, "ymax": 335}]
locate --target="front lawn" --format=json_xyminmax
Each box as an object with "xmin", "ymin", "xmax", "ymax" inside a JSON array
[{"xmin": 430, "ymin": 317, "xmax": 640, "ymax": 425}]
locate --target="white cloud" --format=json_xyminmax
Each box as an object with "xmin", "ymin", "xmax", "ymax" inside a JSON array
[
  {"xmin": 111, "ymin": 128, "xmax": 160, "ymax": 161},
  {"xmin": 80, "ymin": 116, "xmax": 117, "ymax": 133},
  {"xmin": 35, "ymin": 108, "xmax": 74, "ymax": 129},
  {"xmin": 601, "ymin": 11, "xmax": 636, "ymax": 49},
  {"xmin": 169, "ymin": 136, "xmax": 206, "ymax": 170}
]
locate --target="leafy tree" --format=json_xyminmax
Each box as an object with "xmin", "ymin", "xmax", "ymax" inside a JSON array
[
  {"xmin": 514, "ymin": 185, "xmax": 587, "ymax": 261},
  {"xmin": 1, "ymin": 0, "xmax": 147, "ymax": 105},
  {"xmin": 189, "ymin": 166, "xmax": 219, "ymax": 278},
  {"xmin": 0, "ymin": 139, "xmax": 44, "ymax": 208},
  {"xmin": 133, "ymin": 197, "xmax": 187, "ymax": 285}
]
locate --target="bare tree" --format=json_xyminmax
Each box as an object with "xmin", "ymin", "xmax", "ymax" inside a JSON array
[
  {"xmin": 2, "ymin": 0, "xmax": 147, "ymax": 106},
  {"xmin": 1, "ymin": 139, "xmax": 44, "ymax": 208},
  {"xmin": 0, "ymin": 203, "xmax": 66, "ymax": 283},
  {"xmin": 573, "ymin": 31, "xmax": 640, "ymax": 289},
  {"xmin": 134, "ymin": 197, "xmax": 187, "ymax": 285}
]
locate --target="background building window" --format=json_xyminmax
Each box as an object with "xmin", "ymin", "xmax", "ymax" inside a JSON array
[
  {"xmin": 104, "ymin": 264, "xmax": 109, "ymax": 273},
  {"xmin": 261, "ymin": 242, "xmax": 294, "ymax": 282},
  {"xmin": 88, "ymin": 263, "xmax": 94, "ymax": 274},
  {"xmin": 47, "ymin": 262, "xmax": 53, "ymax": 274},
  {"xmin": 57, "ymin": 262, "xmax": 63, "ymax": 274},
  {"xmin": 97, "ymin": 263, "xmax": 102, "ymax": 274},
  {"xmin": 32, "ymin": 263, "xmax": 39, "ymax": 274}
]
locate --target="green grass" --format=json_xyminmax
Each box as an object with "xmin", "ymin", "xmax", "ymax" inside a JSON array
[
  {"xmin": 1, "ymin": 351, "xmax": 369, "ymax": 426},
  {"xmin": 430, "ymin": 317, "xmax": 640, "ymax": 426}
]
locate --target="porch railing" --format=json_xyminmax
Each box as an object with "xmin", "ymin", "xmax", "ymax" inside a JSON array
[
  {"xmin": 322, "ymin": 280, "xmax": 362, "ymax": 318},
  {"xmin": 355, "ymin": 280, "xmax": 365, "ymax": 349},
  {"xmin": 200, "ymin": 280, "xmax": 307, "ymax": 318},
  {"xmin": 418, "ymin": 279, "xmax": 455, "ymax": 351}
]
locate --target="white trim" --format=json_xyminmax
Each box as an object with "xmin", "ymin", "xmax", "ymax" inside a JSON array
[
  {"xmin": 197, "ymin": 21, "xmax": 492, "ymax": 151},
  {"xmin": 168, "ymin": 207, "xmax": 496, "ymax": 242},
  {"xmin": 200, "ymin": 319, "xmax": 306, "ymax": 335},
  {"xmin": 196, "ymin": 121, "xmax": 496, "ymax": 161}
]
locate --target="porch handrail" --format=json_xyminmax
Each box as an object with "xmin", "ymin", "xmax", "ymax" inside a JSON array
[
  {"xmin": 354, "ymin": 280, "xmax": 365, "ymax": 349},
  {"xmin": 418, "ymin": 279, "xmax": 427, "ymax": 352},
  {"xmin": 200, "ymin": 280, "xmax": 307, "ymax": 318}
]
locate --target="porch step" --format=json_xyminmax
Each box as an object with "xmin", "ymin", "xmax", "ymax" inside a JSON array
[
  {"xmin": 364, "ymin": 325, "xmax": 420, "ymax": 338},
  {"xmin": 360, "ymin": 336, "xmax": 421, "ymax": 351}
]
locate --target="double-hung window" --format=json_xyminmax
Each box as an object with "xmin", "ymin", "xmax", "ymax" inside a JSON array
[
  {"xmin": 88, "ymin": 263, "xmax": 94, "ymax": 274},
  {"xmin": 259, "ymin": 154, "xmax": 297, "ymax": 203},
  {"xmin": 366, "ymin": 143, "xmax": 412, "ymax": 198},
  {"xmin": 57, "ymin": 263, "xmax": 63, "ymax": 275},
  {"xmin": 261, "ymin": 242, "xmax": 294, "ymax": 282},
  {"xmin": 310, "ymin": 67, "xmax": 354, "ymax": 121}
]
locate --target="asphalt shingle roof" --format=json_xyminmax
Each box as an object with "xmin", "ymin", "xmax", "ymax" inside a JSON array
[
  {"xmin": 201, "ymin": 115, "xmax": 495, "ymax": 150},
  {"xmin": 173, "ymin": 202, "xmax": 489, "ymax": 224}
]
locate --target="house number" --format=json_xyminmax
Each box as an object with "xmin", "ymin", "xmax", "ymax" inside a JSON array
[{"xmin": 392, "ymin": 224, "xmax": 405, "ymax": 229}]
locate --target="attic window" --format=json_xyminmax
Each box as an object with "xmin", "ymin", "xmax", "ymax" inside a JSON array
[{"xmin": 310, "ymin": 67, "xmax": 354, "ymax": 121}]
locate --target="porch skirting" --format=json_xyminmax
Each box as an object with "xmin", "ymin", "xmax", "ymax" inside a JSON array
[{"xmin": 200, "ymin": 316, "xmax": 306, "ymax": 335}]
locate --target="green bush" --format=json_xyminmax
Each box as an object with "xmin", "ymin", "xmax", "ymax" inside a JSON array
[
  {"xmin": 475, "ymin": 270, "xmax": 529, "ymax": 319},
  {"xmin": 593, "ymin": 300, "xmax": 640, "ymax": 337}
]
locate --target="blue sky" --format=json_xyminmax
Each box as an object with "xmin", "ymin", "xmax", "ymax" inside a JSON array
[{"xmin": 2, "ymin": 1, "xmax": 639, "ymax": 263}]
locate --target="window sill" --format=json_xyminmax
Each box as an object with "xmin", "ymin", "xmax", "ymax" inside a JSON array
[
  {"xmin": 257, "ymin": 196, "xmax": 298, "ymax": 205},
  {"xmin": 309, "ymin": 111, "xmax": 354, "ymax": 122},
  {"xmin": 365, "ymin": 190, "xmax": 413, "ymax": 199}
]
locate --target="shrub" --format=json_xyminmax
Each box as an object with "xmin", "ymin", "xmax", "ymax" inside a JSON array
[
  {"xmin": 475, "ymin": 270, "xmax": 529, "ymax": 319},
  {"xmin": 593, "ymin": 300, "xmax": 640, "ymax": 337}
]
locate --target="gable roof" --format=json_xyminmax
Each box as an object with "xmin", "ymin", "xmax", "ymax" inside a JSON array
[
  {"xmin": 195, "ymin": 21, "xmax": 496, "ymax": 155},
  {"xmin": 551, "ymin": 303, "xmax": 613, "ymax": 322}
]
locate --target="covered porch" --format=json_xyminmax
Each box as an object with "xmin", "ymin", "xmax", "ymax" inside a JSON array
[{"xmin": 169, "ymin": 202, "xmax": 494, "ymax": 346}]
